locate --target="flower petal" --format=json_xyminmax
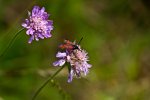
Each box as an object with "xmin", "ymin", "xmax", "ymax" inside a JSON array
[
  {"xmin": 67, "ymin": 70, "xmax": 74, "ymax": 83},
  {"xmin": 28, "ymin": 35, "xmax": 34, "ymax": 43},
  {"xmin": 32, "ymin": 6, "xmax": 40, "ymax": 16},
  {"xmin": 56, "ymin": 52, "xmax": 66, "ymax": 58},
  {"xmin": 53, "ymin": 59, "xmax": 66, "ymax": 66},
  {"xmin": 22, "ymin": 23, "xmax": 27, "ymax": 28},
  {"xmin": 26, "ymin": 28, "xmax": 34, "ymax": 35},
  {"xmin": 40, "ymin": 7, "xmax": 45, "ymax": 14}
]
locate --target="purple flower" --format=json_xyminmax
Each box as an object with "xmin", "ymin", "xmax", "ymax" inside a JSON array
[
  {"xmin": 22, "ymin": 6, "xmax": 53, "ymax": 43},
  {"xmin": 53, "ymin": 42, "xmax": 92, "ymax": 83}
]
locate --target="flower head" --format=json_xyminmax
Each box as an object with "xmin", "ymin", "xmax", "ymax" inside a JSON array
[
  {"xmin": 22, "ymin": 6, "xmax": 53, "ymax": 43},
  {"xmin": 53, "ymin": 40, "xmax": 92, "ymax": 83}
]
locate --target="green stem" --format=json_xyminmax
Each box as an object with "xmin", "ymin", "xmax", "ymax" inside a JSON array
[
  {"xmin": 32, "ymin": 66, "xmax": 65, "ymax": 100},
  {"xmin": 0, "ymin": 28, "xmax": 25, "ymax": 57}
]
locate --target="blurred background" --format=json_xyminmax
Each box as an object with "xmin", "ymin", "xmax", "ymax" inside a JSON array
[{"xmin": 0, "ymin": 0, "xmax": 150, "ymax": 100}]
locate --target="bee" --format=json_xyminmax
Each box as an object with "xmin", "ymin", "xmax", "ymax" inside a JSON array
[{"xmin": 59, "ymin": 37, "xmax": 83, "ymax": 52}]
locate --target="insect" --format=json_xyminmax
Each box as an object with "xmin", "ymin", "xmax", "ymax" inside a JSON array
[{"xmin": 59, "ymin": 37, "xmax": 83, "ymax": 52}]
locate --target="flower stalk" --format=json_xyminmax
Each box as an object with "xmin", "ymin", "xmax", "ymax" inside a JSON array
[
  {"xmin": 0, "ymin": 28, "xmax": 25, "ymax": 57},
  {"xmin": 32, "ymin": 65, "xmax": 65, "ymax": 100}
]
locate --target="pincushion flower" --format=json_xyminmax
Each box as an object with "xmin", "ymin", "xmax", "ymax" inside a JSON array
[
  {"xmin": 53, "ymin": 40, "xmax": 92, "ymax": 83},
  {"xmin": 22, "ymin": 6, "xmax": 53, "ymax": 43}
]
